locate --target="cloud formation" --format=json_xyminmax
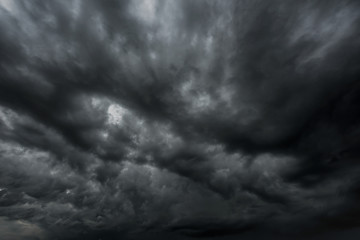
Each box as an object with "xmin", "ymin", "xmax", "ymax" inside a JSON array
[{"xmin": 1, "ymin": 0, "xmax": 360, "ymax": 239}]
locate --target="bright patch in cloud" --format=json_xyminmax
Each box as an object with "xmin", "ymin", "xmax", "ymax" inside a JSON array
[{"xmin": 107, "ymin": 104, "xmax": 127, "ymax": 125}]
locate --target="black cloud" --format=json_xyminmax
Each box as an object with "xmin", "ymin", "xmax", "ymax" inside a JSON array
[{"xmin": 1, "ymin": 0, "xmax": 360, "ymax": 239}]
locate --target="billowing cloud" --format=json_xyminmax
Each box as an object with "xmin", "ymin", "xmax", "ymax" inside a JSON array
[{"xmin": 1, "ymin": 0, "xmax": 360, "ymax": 239}]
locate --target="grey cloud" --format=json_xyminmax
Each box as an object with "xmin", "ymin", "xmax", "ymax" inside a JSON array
[{"xmin": 1, "ymin": 0, "xmax": 360, "ymax": 239}]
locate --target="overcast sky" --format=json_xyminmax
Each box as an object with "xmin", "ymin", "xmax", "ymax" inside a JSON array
[{"xmin": 1, "ymin": 0, "xmax": 360, "ymax": 239}]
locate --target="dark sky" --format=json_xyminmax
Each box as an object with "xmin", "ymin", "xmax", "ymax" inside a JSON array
[{"xmin": 1, "ymin": 0, "xmax": 360, "ymax": 239}]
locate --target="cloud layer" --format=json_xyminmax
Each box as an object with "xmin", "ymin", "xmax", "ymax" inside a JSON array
[{"xmin": 1, "ymin": 0, "xmax": 360, "ymax": 239}]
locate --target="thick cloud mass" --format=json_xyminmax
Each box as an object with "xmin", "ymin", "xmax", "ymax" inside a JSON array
[{"xmin": 1, "ymin": 0, "xmax": 360, "ymax": 239}]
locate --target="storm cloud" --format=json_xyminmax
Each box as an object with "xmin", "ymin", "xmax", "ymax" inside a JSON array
[{"xmin": 1, "ymin": 0, "xmax": 360, "ymax": 239}]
